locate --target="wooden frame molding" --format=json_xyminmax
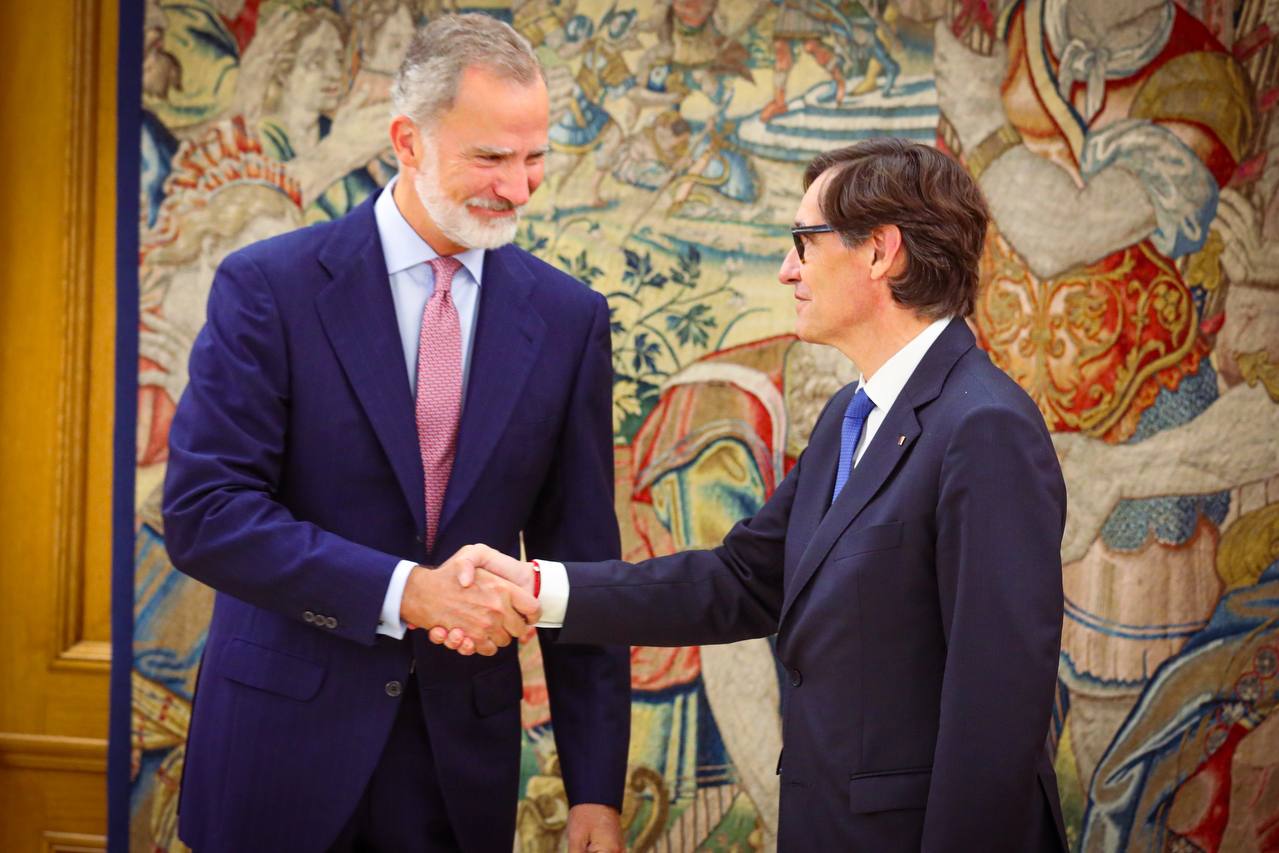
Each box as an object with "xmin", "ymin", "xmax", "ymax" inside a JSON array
[
  {"xmin": 0, "ymin": 0, "xmax": 116, "ymax": 846},
  {"xmin": 0, "ymin": 734, "xmax": 108, "ymax": 774},
  {"xmin": 51, "ymin": 0, "xmax": 109, "ymax": 672},
  {"xmin": 42, "ymin": 831, "xmax": 108, "ymax": 853}
]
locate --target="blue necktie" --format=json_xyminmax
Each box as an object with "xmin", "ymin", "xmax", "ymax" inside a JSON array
[{"xmin": 832, "ymin": 388, "xmax": 874, "ymax": 502}]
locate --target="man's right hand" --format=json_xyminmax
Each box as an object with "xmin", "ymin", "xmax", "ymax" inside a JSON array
[
  {"xmin": 400, "ymin": 546, "xmax": 540, "ymax": 656},
  {"xmin": 425, "ymin": 545, "xmax": 540, "ymax": 654}
]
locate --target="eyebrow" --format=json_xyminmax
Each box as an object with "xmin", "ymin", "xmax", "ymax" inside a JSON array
[{"xmin": 470, "ymin": 145, "xmax": 550, "ymax": 158}]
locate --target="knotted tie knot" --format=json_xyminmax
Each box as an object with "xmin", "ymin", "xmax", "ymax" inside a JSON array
[{"xmin": 427, "ymin": 254, "xmax": 462, "ymax": 296}]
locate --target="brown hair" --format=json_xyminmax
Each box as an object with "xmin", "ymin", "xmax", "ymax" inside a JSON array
[{"xmin": 803, "ymin": 138, "xmax": 989, "ymax": 319}]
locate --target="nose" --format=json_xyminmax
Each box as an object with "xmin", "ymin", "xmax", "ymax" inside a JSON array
[
  {"xmin": 778, "ymin": 245, "xmax": 802, "ymax": 287},
  {"xmin": 495, "ymin": 161, "xmax": 534, "ymax": 207}
]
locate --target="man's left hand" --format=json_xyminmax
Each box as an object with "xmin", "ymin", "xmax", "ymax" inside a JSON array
[{"xmin": 567, "ymin": 803, "xmax": 623, "ymax": 853}]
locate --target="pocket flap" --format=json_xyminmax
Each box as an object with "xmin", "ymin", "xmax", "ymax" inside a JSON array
[
  {"xmin": 472, "ymin": 662, "xmax": 522, "ymax": 717},
  {"xmin": 219, "ymin": 638, "xmax": 325, "ymax": 701},
  {"xmin": 832, "ymin": 521, "xmax": 903, "ymax": 562},
  {"xmin": 848, "ymin": 767, "xmax": 931, "ymax": 814}
]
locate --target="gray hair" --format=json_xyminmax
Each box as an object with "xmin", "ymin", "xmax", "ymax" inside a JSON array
[{"xmin": 391, "ymin": 13, "xmax": 543, "ymax": 127}]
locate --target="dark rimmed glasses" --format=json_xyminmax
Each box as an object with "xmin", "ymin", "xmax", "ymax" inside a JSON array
[{"xmin": 791, "ymin": 224, "xmax": 836, "ymax": 263}]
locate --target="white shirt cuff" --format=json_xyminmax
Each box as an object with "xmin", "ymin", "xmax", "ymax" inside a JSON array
[
  {"xmin": 377, "ymin": 559, "xmax": 417, "ymax": 639},
  {"xmin": 533, "ymin": 559, "xmax": 569, "ymax": 628}
]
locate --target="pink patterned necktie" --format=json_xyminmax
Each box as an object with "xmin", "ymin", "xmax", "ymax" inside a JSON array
[{"xmin": 415, "ymin": 255, "xmax": 464, "ymax": 551}]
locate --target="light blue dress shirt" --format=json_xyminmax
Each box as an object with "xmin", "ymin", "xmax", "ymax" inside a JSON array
[{"xmin": 375, "ymin": 179, "xmax": 486, "ymax": 639}]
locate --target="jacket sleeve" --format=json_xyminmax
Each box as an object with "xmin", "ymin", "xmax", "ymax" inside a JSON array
[
  {"xmin": 553, "ymin": 427, "xmax": 806, "ymax": 649},
  {"xmin": 521, "ymin": 292, "xmax": 630, "ymax": 809},
  {"xmin": 922, "ymin": 402, "xmax": 1066, "ymax": 851},
  {"xmin": 162, "ymin": 252, "xmax": 401, "ymax": 646}
]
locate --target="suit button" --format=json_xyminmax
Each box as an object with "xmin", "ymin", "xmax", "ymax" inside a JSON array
[
  {"xmin": 385, "ymin": 680, "xmax": 403, "ymax": 697},
  {"xmin": 789, "ymin": 669, "xmax": 802, "ymax": 687},
  {"xmin": 325, "ymin": 616, "xmax": 338, "ymax": 629},
  {"xmin": 415, "ymin": 534, "xmax": 424, "ymax": 544},
  {"xmin": 303, "ymin": 610, "xmax": 315, "ymax": 623}
]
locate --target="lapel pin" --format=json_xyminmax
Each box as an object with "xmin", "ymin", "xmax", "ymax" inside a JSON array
[{"xmin": 897, "ymin": 435, "xmax": 905, "ymax": 446}]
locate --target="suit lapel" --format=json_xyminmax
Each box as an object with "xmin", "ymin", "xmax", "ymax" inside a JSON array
[
  {"xmin": 785, "ymin": 383, "xmax": 853, "ymax": 567},
  {"xmin": 779, "ymin": 319, "xmax": 977, "ymax": 627},
  {"xmin": 780, "ymin": 403, "xmax": 921, "ymax": 625},
  {"xmin": 437, "ymin": 245, "xmax": 546, "ymax": 540},
  {"xmin": 314, "ymin": 197, "xmax": 426, "ymax": 534}
]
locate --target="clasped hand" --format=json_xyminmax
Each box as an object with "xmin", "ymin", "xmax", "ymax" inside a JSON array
[
  {"xmin": 400, "ymin": 544, "xmax": 539, "ymax": 655},
  {"xmin": 412, "ymin": 549, "xmax": 626, "ymax": 850}
]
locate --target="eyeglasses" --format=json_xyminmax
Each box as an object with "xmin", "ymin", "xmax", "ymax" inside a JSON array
[{"xmin": 791, "ymin": 224, "xmax": 836, "ymax": 263}]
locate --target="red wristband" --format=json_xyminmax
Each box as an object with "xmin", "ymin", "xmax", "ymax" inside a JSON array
[{"xmin": 531, "ymin": 560, "xmax": 541, "ymax": 598}]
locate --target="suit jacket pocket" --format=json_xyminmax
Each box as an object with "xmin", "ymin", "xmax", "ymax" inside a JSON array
[
  {"xmin": 848, "ymin": 766, "xmax": 931, "ymax": 813},
  {"xmin": 219, "ymin": 638, "xmax": 325, "ymax": 701},
  {"xmin": 830, "ymin": 521, "xmax": 903, "ymax": 563},
  {"xmin": 472, "ymin": 662, "xmax": 522, "ymax": 717}
]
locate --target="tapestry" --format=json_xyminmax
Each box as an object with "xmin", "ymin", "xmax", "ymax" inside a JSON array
[{"xmin": 127, "ymin": 0, "xmax": 1279, "ymax": 850}]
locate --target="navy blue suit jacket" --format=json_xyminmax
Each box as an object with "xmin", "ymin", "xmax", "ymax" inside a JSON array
[
  {"xmin": 557, "ymin": 319, "xmax": 1068, "ymax": 851},
  {"xmin": 163, "ymin": 192, "xmax": 630, "ymax": 852}
]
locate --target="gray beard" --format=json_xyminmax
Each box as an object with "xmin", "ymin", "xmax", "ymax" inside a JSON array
[{"xmin": 412, "ymin": 159, "xmax": 520, "ymax": 251}]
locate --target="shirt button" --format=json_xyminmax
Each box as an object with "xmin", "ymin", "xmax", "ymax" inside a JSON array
[
  {"xmin": 303, "ymin": 611, "xmax": 315, "ymax": 623},
  {"xmin": 385, "ymin": 680, "xmax": 403, "ymax": 698},
  {"xmin": 789, "ymin": 669, "xmax": 803, "ymax": 687}
]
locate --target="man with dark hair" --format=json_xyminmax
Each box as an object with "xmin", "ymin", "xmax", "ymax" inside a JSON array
[
  {"xmin": 442, "ymin": 137, "xmax": 1069, "ymax": 850},
  {"xmin": 164, "ymin": 13, "xmax": 629, "ymax": 853}
]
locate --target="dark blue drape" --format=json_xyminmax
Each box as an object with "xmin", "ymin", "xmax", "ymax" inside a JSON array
[{"xmin": 110, "ymin": 2, "xmax": 143, "ymax": 850}]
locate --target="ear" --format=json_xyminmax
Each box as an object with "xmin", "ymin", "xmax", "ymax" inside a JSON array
[
  {"xmin": 868, "ymin": 224, "xmax": 905, "ymax": 282},
  {"xmin": 389, "ymin": 115, "xmax": 423, "ymax": 170}
]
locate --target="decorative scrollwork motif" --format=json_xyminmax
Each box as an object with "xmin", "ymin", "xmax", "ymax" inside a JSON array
[{"xmin": 976, "ymin": 232, "xmax": 1205, "ymax": 441}]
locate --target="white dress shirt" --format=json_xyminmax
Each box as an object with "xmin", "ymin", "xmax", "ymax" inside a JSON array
[
  {"xmin": 375, "ymin": 179, "xmax": 486, "ymax": 639},
  {"xmin": 850, "ymin": 316, "xmax": 951, "ymax": 467},
  {"xmin": 534, "ymin": 317, "xmax": 955, "ymax": 626}
]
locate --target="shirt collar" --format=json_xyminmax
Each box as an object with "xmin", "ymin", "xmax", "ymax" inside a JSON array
[
  {"xmin": 373, "ymin": 177, "xmax": 485, "ymax": 284},
  {"xmin": 859, "ymin": 316, "xmax": 953, "ymax": 413}
]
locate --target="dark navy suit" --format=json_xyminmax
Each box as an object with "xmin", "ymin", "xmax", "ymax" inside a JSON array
[
  {"xmin": 163, "ymin": 192, "xmax": 630, "ymax": 852},
  {"xmin": 556, "ymin": 319, "xmax": 1068, "ymax": 851}
]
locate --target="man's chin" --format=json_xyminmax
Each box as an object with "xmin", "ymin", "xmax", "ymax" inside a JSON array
[{"xmin": 445, "ymin": 214, "xmax": 519, "ymax": 251}]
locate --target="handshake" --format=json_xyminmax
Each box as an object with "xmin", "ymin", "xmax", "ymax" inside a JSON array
[{"xmin": 400, "ymin": 544, "xmax": 542, "ymax": 655}]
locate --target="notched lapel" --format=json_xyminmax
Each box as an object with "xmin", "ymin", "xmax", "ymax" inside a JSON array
[
  {"xmin": 437, "ymin": 247, "xmax": 546, "ymax": 539},
  {"xmin": 315, "ymin": 223, "xmax": 426, "ymax": 535},
  {"xmin": 780, "ymin": 405, "xmax": 920, "ymax": 626},
  {"xmin": 785, "ymin": 384, "xmax": 851, "ymax": 567}
]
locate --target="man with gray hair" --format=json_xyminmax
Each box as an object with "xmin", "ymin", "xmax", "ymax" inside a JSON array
[{"xmin": 164, "ymin": 13, "xmax": 630, "ymax": 852}]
